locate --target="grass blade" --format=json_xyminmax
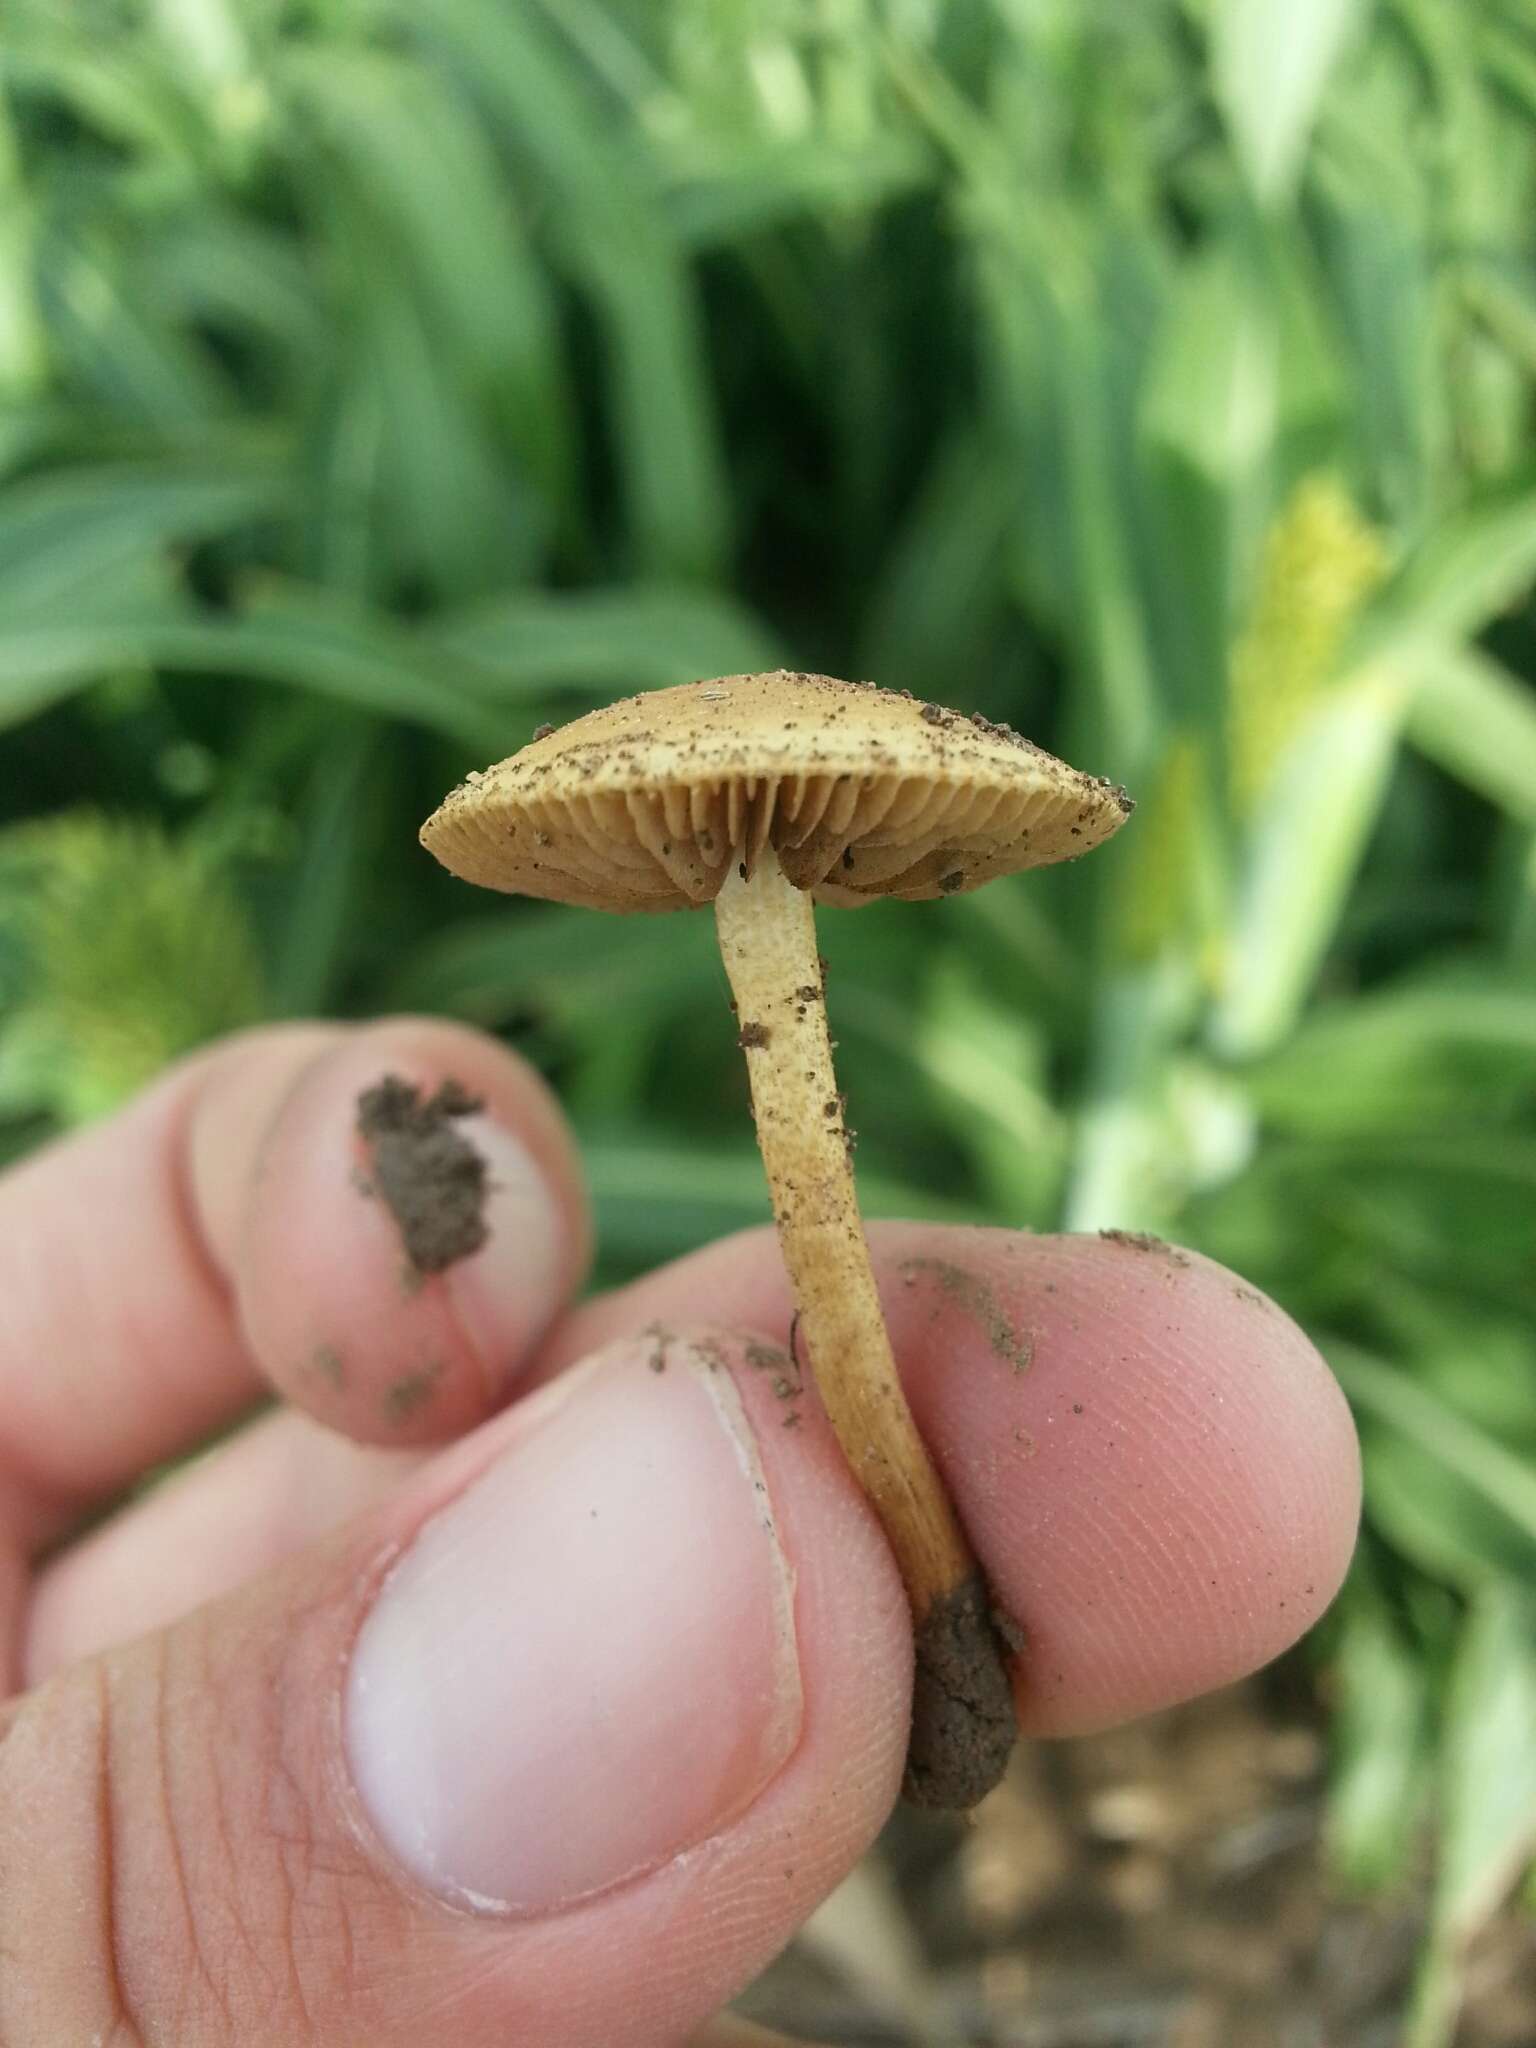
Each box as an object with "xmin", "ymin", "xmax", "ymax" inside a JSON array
[
  {"xmin": 1331, "ymin": 1342, "xmax": 1536, "ymax": 1552},
  {"xmin": 1406, "ymin": 645, "xmax": 1536, "ymax": 824},
  {"xmin": 0, "ymin": 461, "xmax": 286, "ymax": 617},
  {"xmin": 1407, "ymin": 1589, "xmax": 1536, "ymax": 2048},
  {"xmin": 1213, "ymin": 0, "xmax": 1367, "ymax": 205}
]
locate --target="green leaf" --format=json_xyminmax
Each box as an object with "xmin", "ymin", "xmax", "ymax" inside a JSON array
[
  {"xmin": 436, "ymin": 585, "xmax": 779, "ymax": 692},
  {"xmin": 352, "ymin": 283, "xmax": 546, "ymax": 600},
  {"xmin": 1212, "ymin": 664, "xmax": 1414, "ymax": 1058},
  {"xmin": 1326, "ymin": 1587, "xmax": 1431, "ymax": 1891},
  {"xmin": 664, "ymin": 135, "xmax": 931, "ymax": 247},
  {"xmin": 0, "ymin": 574, "xmax": 774, "ymax": 744},
  {"xmin": 148, "ymin": 0, "xmax": 251, "ymax": 95},
  {"xmin": 0, "ymin": 462, "xmax": 286, "ymax": 619},
  {"xmin": 1213, "ymin": 0, "xmax": 1368, "ymax": 205},
  {"xmin": 1363, "ymin": 1433, "xmax": 1536, "ymax": 1589},
  {"xmin": 282, "ymin": 44, "xmax": 572, "ymax": 512},
  {"xmin": 1064, "ymin": 960, "xmax": 1204, "ymax": 1233},
  {"xmin": 879, "ymin": 956, "xmax": 1064, "ymax": 1225},
  {"xmin": 414, "ymin": 0, "xmax": 730, "ymax": 579},
  {"xmin": 138, "ymin": 211, "xmax": 326, "ymax": 364},
  {"xmin": 36, "ymin": 233, "xmax": 231, "ymax": 430},
  {"xmin": 268, "ymin": 734, "xmax": 377, "ymax": 1016},
  {"xmin": 1140, "ymin": 229, "xmax": 1344, "ymax": 757},
  {"xmin": 858, "ymin": 435, "xmax": 1015, "ymax": 699},
  {"xmin": 5, "ymin": 25, "xmax": 207, "ymax": 168},
  {"xmin": 0, "ymin": 591, "xmax": 506, "ymax": 745},
  {"xmin": 1359, "ymin": 474, "xmax": 1536, "ymax": 661},
  {"xmin": 1249, "ymin": 970, "xmax": 1536, "ymax": 1133},
  {"xmin": 384, "ymin": 901, "xmax": 722, "ymax": 1027},
  {"xmin": 1406, "ymin": 645, "xmax": 1536, "ymax": 825},
  {"xmin": 1407, "ymin": 1589, "xmax": 1536, "ymax": 2048},
  {"xmin": 1311, "ymin": 196, "xmax": 1438, "ymax": 530},
  {"xmin": 1435, "ymin": 1590, "xmax": 1536, "ymax": 1937},
  {"xmin": 1331, "ymin": 1342, "xmax": 1536, "ymax": 1558},
  {"xmin": 1054, "ymin": 301, "xmax": 1162, "ymax": 778}
]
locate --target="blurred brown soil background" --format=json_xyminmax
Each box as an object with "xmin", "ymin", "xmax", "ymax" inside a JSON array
[{"xmin": 741, "ymin": 1668, "xmax": 1536, "ymax": 2047}]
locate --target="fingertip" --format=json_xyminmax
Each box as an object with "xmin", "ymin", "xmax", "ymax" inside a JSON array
[
  {"xmin": 196, "ymin": 1019, "xmax": 589, "ymax": 1445},
  {"xmin": 889, "ymin": 1229, "xmax": 1361, "ymax": 1734},
  {"xmin": 186, "ymin": 1022, "xmax": 347, "ymax": 1271}
]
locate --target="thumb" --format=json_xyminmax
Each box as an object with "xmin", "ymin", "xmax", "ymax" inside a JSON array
[{"xmin": 0, "ymin": 1331, "xmax": 908, "ymax": 2048}]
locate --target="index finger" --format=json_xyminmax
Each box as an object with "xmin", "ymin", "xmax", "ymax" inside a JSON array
[{"xmin": 0, "ymin": 1020, "xmax": 589, "ymax": 1546}]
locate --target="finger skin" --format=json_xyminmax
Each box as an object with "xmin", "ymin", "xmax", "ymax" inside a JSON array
[
  {"xmin": 544, "ymin": 1224, "xmax": 1362, "ymax": 1735},
  {"xmin": 3, "ymin": 1242, "xmax": 1360, "ymax": 2047},
  {"xmin": 0, "ymin": 1030, "xmax": 325, "ymax": 1541},
  {"xmin": 0, "ymin": 1333, "xmax": 909, "ymax": 2048},
  {"xmin": 27, "ymin": 1228, "xmax": 1360, "ymax": 1742},
  {"xmin": 23, "ymin": 1412, "xmax": 421, "ymax": 1686},
  {"xmin": 224, "ymin": 1019, "xmax": 589, "ymax": 1448},
  {"xmin": 0, "ymin": 1019, "xmax": 589, "ymax": 1547}
]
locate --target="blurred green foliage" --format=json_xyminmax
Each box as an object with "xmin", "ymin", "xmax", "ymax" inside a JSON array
[{"xmin": 4, "ymin": 0, "xmax": 1536, "ymax": 2032}]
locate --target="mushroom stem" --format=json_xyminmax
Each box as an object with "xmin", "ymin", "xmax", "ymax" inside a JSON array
[{"xmin": 715, "ymin": 849, "xmax": 1016, "ymax": 1808}]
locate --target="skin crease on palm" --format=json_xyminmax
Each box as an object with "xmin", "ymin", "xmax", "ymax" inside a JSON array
[{"xmin": 0, "ymin": 1019, "xmax": 1361, "ymax": 2048}]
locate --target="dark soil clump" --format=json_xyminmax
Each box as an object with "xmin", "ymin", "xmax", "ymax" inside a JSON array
[
  {"xmin": 904, "ymin": 1573, "xmax": 1018, "ymax": 1810},
  {"xmin": 356, "ymin": 1075, "xmax": 491, "ymax": 1274}
]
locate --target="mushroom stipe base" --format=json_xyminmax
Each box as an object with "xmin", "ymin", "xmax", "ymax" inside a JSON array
[{"xmin": 907, "ymin": 1574, "xmax": 1019, "ymax": 1809}]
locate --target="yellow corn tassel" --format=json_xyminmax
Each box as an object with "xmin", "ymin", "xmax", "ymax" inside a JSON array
[{"xmin": 1230, "ymin": 476, "xmax": 1389, "ymax": 812}]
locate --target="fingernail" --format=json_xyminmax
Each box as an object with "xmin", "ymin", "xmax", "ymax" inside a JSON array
[
  {"xmin": 444, "ymin": 1116, "xmax": 567, "ymax": 1383},
  {"xmin": 345, "ymin": 1338, "xmax": 803, "ymax": 1915}
]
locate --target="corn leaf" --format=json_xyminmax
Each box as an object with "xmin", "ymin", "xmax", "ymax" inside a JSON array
[
  {"xmin": 1406, "ymin": 645, "xmax": 1536, "ymax": 824},
  {"xmin": 1213, "ymin": 0, "xmax": 1369, "ymax": 205}
]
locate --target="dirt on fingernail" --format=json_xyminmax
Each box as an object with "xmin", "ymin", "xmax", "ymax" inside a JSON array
[
  {"xmin": 355, "ymin": 1075, "xmax": 490, "ymax": 1275},
  {"xmin": 904, "ymin": 1573, "xmax": 1018, "ymax": 1810}
]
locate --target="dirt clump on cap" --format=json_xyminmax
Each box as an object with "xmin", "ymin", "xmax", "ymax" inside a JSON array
[{"xmin": 356, "ymin": 1075, "xmax": 491, "ymax": 1274}]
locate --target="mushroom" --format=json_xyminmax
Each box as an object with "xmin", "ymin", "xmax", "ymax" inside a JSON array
[{"xmin": 420, "ymin": 669, "xmax": 1132, "ymax": 1807}]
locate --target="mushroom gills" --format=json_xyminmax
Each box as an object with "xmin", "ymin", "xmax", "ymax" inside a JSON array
[{"xmin": 608, "ymin": 773, "xmax": 1059, "ymax": 903}]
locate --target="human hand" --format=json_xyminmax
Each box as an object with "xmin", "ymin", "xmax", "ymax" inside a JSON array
[{"xmin": 1, "ymin": 1020, "xmax": 1360, "ymax": 2046}]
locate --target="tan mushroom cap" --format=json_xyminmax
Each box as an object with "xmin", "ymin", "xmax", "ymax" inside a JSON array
[{"xmin": 420, "ymin": 669, "xmax": 1133, "ymax": 913}]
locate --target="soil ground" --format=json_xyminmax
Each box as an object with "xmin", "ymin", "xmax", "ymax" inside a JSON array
[{"xmin": 739, "ymin": 1665, "xmax": 1536, "ymax": 2046}]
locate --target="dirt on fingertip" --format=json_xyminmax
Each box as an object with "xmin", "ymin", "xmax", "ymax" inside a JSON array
[
  {"xmin": 899, "ymin": 1255, "xmax": 1033, "ymax": 1373},
  {"xmin": 1099, "ymin": 1227, "xmax": 1192, "ymax": 1267},
  {"xmin": 383, "ymin": 1360, "xmax": 444, "ymax": 1425},
  {"xmin": 355, "ymin": 1075, "xmax": 490, "ymax": 1275},
  {"xmin": 307, "ymin": 1343, "xmax": 345, "ymax": 1389}
]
